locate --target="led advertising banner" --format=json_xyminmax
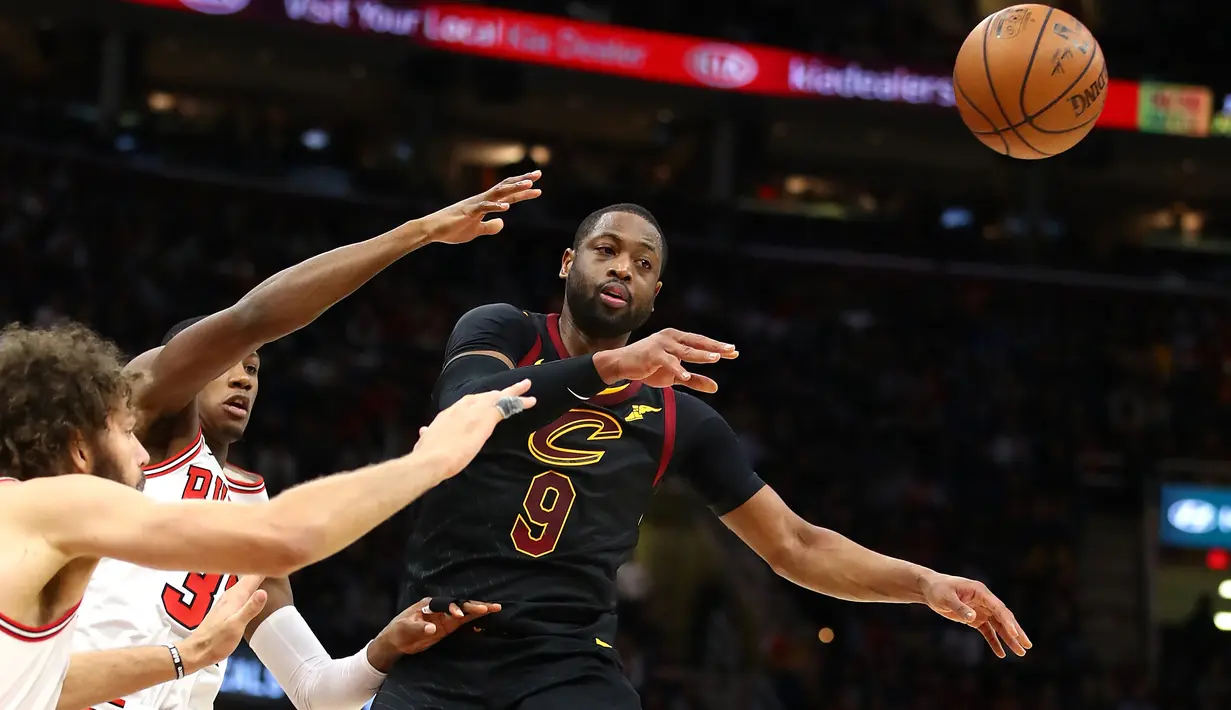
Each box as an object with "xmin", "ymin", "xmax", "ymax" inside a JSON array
[
  {"xmin": 1161, "ymin": 484, "xmax": 1231, "ymax": 549},
  {"xmin": 121, "ymin": 0, "xmax": 1156, "ymax": 133}
]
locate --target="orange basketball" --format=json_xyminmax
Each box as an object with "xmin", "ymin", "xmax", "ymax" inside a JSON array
[{"xmin": 953, "ymin": 4, "xmax": 1108, "ymax": 159}]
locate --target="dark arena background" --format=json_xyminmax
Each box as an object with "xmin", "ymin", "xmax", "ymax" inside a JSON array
[{"xmin": 3, "ymin": 0, "xmax": 1231, "ymax": 708}]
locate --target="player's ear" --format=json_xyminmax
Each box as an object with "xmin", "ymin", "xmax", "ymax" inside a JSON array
[
  {"xmin": 559, "ymin": 249, "xmax": 574, "ymax": 280},
  {"xmin": 69, "ymin": 431, "xmax": 90, "ymax": 474}
]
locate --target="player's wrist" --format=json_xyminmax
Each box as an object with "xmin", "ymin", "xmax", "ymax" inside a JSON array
[
  {"xmin": 174, "ymin": 638, "xmax": 209, "ymax": 675},
  {"xmin": 389, "ymin": 218, "xmax": 434, "ymax": 252},
  {"xmin": 364, "ymin": 634, "xmax": 400, "ymax": 673},
  {"xmin": 591, "ymin": 350, "xmax": 625, "ymax": 385}
]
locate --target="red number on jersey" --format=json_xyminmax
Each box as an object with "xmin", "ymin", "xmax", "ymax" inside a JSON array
[
  {"xmin": 162, "ymin": 466, "xmax": 232, "ymax": 629},
  {"xmin": 510, "ymin": 470, "xmax": 577, "ymax": 558}
]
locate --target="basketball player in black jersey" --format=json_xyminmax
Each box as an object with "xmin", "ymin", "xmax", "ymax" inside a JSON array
[{"xmin": 374, "ymin": 204, "xmax": 1032, "ymax": 710}]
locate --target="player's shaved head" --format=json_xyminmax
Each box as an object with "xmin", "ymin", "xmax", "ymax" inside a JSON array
[
  {"xmin": 0, "ymin": 322, "xmax": 135, "ymax": 481},
  {"xmin": 161, "ymin": 316, "xmax": 208, "ymax": 346},
  {"xmin": 573, "ymin": 203, "xmax": 667, "ymax": 273}
]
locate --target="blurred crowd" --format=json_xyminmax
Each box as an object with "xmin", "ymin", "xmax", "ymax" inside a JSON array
[{"xmin": 2, "ymin": 146, "xmax": 1231, "ymax": 710}]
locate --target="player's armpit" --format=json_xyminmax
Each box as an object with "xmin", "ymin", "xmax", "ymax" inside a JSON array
[{"xmin": 721, "ymin": 486, "xmax": 930, "ymax": 604}]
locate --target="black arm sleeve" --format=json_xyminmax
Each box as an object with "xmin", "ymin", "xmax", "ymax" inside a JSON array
[
  {"xmin": 673, "ymin": 392, "xmax": 767, "ymax": 516},
  {"xmin": 431, "ymin": 304, "xmax": 611, "ymax": 429}
]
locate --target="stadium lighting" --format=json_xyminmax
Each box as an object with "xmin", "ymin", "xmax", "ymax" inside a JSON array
[
  {"xmin": 1213, "ymin": 612, "xmax": 1231, "ymax": 631},
  {"xmin": 1219, "ymin": 579, "xmax": 1231, "ymax": 600}
]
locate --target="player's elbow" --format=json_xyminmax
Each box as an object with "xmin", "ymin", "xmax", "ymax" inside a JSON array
[
  {"xmin": 244, "ymin": 521, "xmax": 319, "ymax": 576},
  {"xmin": 765, "ymin": 521, "xmax": 831, "ymax": 577}
]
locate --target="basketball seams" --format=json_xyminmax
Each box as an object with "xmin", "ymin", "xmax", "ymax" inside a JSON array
[
  {"xmin": 1021, "ymin": 18, "xmax": 1101, "ymax": 132},
  {"xmin": 955, "ymin": 79, "xmax": 1010, "ymax": 155},
  {"xmin": 1017, "ymin": 7, "xmax": 1053, "ymax": 125},
  {"xmin": 980, "ymin": 11, "xmax": 1051, "ymax": 157}
]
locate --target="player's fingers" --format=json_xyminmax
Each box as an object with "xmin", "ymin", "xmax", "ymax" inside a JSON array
[
  {"xmin": 991, "ymin": 617, "xmax": 1027, "ymax": 657},
  {"xmin": 497, "ymin": 188, "xmax": 542, "ymax": 206},
  {"xmin": 478, "ymin": 217, "xmax": 505, "ymax": 235},
  {"xmin": 654, "ymin": 352, "xmax": 690, "ymax": 383},
  {"xmin": 494, "ymin": 170, "xmax": 541, "ymax": 189},
  {"xmin": 664, "ymin": 342, "xmax": 723, "ymax": 365},
  {"xmin": 667, "ymin": 331, "xmax": 737, "ymax": 357},
  {"xmin": 448, "ymin": 603, "xmax": 464, "ymax": 618},
  {"xmin": 937, "ymin": 590, "xmax": 978, "ymax": 625},
  {"xmin": 230, "ymin": 589, "xmax": 268, "ymax": 624},
  {"xmin": 496, "ymin": 379, "xmax": 532, "ymax": 399},
  {"xmin": 485, "ymin": 181, "xmax": 537, "ymax": 204},
  {"xmin": 222, "ymin": 575, "xmax": 266, "ymax": 606},
  {"xmin": 678, "ymin": 372, "xmax": 718, "ymax": 393},
  {"xmin": 977, "ymin": 622, "xmax": 1006, "ymax": 659},
  {"xmin": 979, "ymin": 591, "xmax": 1022, "ymax": 641},
  {"xmin": 401, "ymin": 619, "xmax": 436, "ymax": 638},
  {"xmin": 474, "ymin": 200, "xmax": 511, "ymax": 214},
  {"xmin": 461, "ymin": 601, "xmax": 500, "ymax": 615}
]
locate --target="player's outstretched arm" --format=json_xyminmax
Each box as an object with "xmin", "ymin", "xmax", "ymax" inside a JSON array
[
  {"xmin": 721, "ymin": 487, "xmax": 1033, "ymax": 659},
  {"xmin": 56, "ymin": 576, "xmax": 267, "ymax": 710},
  {"xmin": 24, "ymin": 382, "xmax": 534, "ymax": 577},
  {"xmin": 129, "ymin": 172, "xmax": 542, "ymax": 428},
  {"xmin": 435, "ymin": 304, "xmax": 736, "ymax": 429},
  {"xmin": 668, "ymin": 392, "xmax": 1030, "ymax": 660}
]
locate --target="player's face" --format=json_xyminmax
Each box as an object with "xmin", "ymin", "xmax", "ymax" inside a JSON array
[
  {"xmin": 89, "ymin": 409, "xmax": 150, "ymax": 490},
  {"xmin": 197, "ymin": 353, "xmax": 260, "ymax": 444},
  {"xmin": 561, "ymin": 212, "xmax": 663, "ymax": 340}
]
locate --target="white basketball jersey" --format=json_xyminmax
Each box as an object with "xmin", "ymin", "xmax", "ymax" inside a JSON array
[
  {"xmin": 73, "ymin": 431, "xmax": 269, "ymax": 710},
  {"xmin": 0, "ymin": 476, "xmax": 82, "ymax": 710}
]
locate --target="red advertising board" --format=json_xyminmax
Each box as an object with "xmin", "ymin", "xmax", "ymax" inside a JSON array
[{"xmin": 123, "ymin": 0, "xmax": 1146, "ymax": 131}]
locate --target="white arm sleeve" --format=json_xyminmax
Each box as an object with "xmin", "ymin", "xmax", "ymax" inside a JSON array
[{"xmin": 248, "ymin": 606, "xmax": 388, "ymax": 710}]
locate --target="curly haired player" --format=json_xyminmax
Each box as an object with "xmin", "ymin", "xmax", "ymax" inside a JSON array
[
  {"xmin": 71, "ymin": 172, "xmax": 542, "ymax": 710},
  {"xmin": 0, "ymin": 321, "xmax": 534, "ymax": 710}
]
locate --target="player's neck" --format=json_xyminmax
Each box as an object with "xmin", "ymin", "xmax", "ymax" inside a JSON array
[
  {"xmin": 557, "ymin": 309, "xmax": 629, "ymax": 355},
  {"xmin": 205, "ymin": 437, "xmax": 230, "ymax": 467}
]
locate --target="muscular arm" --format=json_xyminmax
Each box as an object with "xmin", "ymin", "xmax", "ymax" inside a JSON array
[
  {"xmin": 131, "ymin": 220, "xmax": 432, "ymax": 429},
  {"xmin": 673, "ymin": 393, "xmax": 930, "ymax": 603},
  {"xmin": 721, "ymin": 487, "xmax": 930, "ymax": 603},
  {"xmin": 57, "ymin": 644, "xmax": 207, "ymax": 710},
  {"xmin": 22, "ymin": 449, "xmax": 455, "ymax": 577}
]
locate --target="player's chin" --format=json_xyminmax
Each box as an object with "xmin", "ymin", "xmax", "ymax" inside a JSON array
[{"xmin": 212, "ymin": 417, "xmax": 249, "ymax": 443}]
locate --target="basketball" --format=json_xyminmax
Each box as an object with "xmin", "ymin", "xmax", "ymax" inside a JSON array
[{"xmin": 953, "ymin": 4, "xmax": 1108, "ymax": 159}]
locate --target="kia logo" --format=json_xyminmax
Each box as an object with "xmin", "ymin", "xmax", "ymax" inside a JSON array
[
  {"xmin": 180, "ymin": 0, "xmax": 250, "ymax": 15},
  {"xmin": 1167, "ymin": 498, "xmax": 1219, "ymax": 534},
  {"xmin": 685, "ymin": 44, "xmax": 759, "ymax": 89}
]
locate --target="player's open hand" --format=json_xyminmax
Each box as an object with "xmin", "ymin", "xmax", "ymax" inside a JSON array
[
  {"xmin": 420, "ymin": 170, "xmax": 543, "ymax": 245},
  {"xmin": 415, "ymin": 380, "xmax": 536, "ymax": 475},
  {"xmin": 596, "ymin": 328, "xmax": 738, "ymax": 393},
  {"xmin": 921, "ymin": 572, "xmax": 1031, "ymax": 659},
  {"xmin": 365, "ymin": 597, "xmax": 502, "ymax": 672},
  {"xmin": 179, "ymin": 575, "xmax": 269, "ymax": 673}
]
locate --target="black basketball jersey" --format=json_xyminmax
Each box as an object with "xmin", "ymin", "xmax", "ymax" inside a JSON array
[{"xmin": 398, "ymin": 304, "xmax": 764, "ymax": 637}]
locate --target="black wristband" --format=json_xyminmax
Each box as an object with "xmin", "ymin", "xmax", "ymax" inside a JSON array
[{"xmin": 166, "ymin": 644, "xmax": 185, "ymax": 679}]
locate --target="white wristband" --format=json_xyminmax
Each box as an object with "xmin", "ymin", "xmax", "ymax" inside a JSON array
[{"xmin": 248, "ymin": 606, "xmax": 386, "ymax": 710}]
